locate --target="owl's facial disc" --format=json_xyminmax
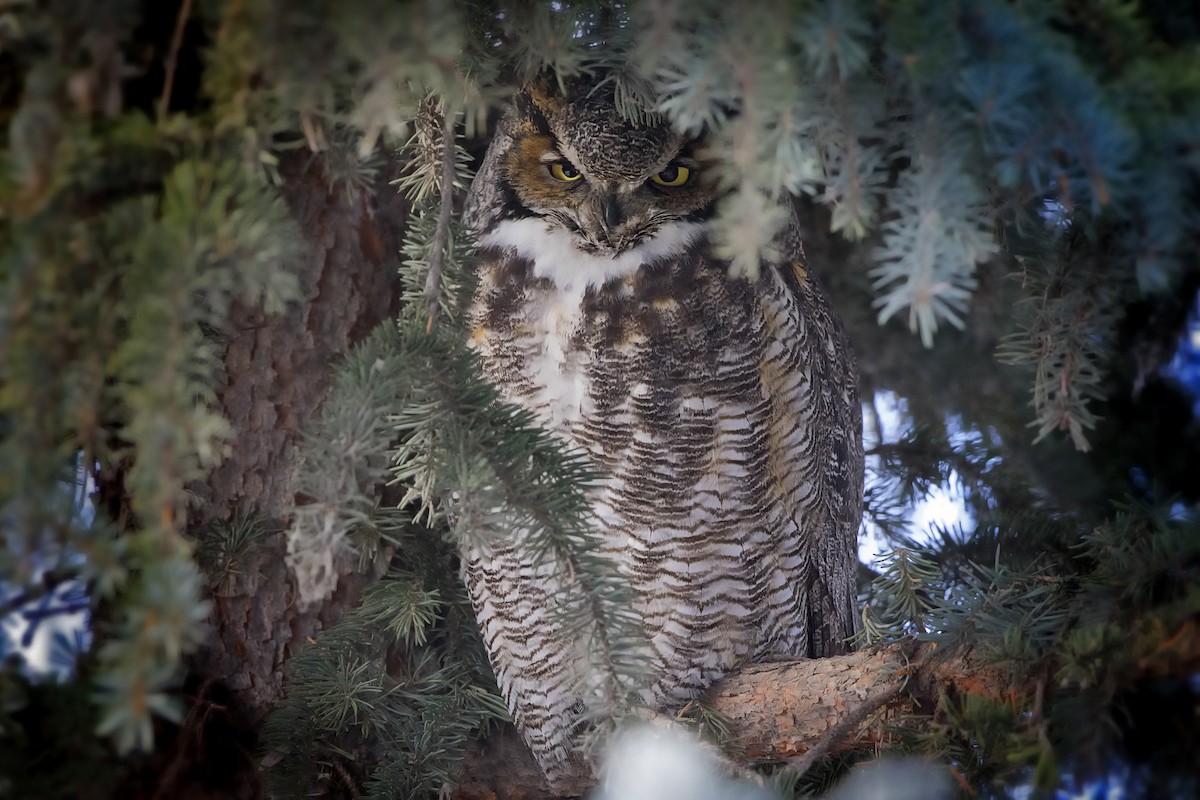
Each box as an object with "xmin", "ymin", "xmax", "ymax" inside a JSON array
[
  {"xmin": 553, "ymin": 156, "xmax": 703, "ymax": 254},
  {"xmin": 503, "ymin": 134, "xmax": 716, "ymax": 257}
]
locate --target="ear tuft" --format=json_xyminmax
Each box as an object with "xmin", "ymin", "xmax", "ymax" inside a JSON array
[{"xmin": 516, "ymin": 74, "xmax": 566, "ymax": 131}]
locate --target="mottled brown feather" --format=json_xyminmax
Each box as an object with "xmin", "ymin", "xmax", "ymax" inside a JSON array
[{"xmin": 462, "ymin": 76, "xmax": 863, "ymax": 791}]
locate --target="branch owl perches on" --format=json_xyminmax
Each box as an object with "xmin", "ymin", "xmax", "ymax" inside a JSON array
[{"xmin": 460, "ymin": 74, "xmax": 863, "ymax": 790}]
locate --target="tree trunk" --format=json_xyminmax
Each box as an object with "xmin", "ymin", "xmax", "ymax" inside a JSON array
[{"xmin": 118, "ymin": 154, "xmax": 407, "ymax": 799}]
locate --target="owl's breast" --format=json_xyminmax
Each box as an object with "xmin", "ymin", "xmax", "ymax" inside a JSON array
[
  {"xmin": 468, "ymin": 245, "xmax": 758, "ymax": 461},
  {"xmin": 475, "ymin": 285, "xmax": 641, "ymax": 438},
  {"xmin": 520, "ymin": 285, "xmax": 602, "ymax": 432},
  {"xmin": 469, "ymin": 220, "xmax": 726, "ymax": 434}
]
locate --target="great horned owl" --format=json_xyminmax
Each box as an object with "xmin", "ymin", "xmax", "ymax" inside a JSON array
[{"xmin": 462, "ymin": 76, "xmax": 863, "ymax": 789}]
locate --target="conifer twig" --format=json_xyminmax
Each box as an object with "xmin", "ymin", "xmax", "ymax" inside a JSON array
[
  {"xmin": 159, "ymin": 0, "xmax": 194, "ymax": 119},
  {"xmin": 424, "ymin": 107, "xmax": 457, "ymax": 332}
]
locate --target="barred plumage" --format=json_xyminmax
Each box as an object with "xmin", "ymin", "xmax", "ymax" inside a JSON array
[{"xmin": 463, "ymin": 76, "xmax": 862, "ymax": 788}]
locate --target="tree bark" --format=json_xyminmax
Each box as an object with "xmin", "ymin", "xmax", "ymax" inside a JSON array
[
  {"xmin": 186, "ymin": 154, "xmax": 406, "ymax": 725},
  {"xmin": 118, "ymin": 154, "xmax": 407, "ymax": 800}
]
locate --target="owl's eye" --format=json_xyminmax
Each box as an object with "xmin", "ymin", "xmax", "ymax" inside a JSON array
[
  {"xmin": 650, "ymin": 164, "xmax": 691, "ymax": 187},
  {"xmin": 549, "ymin": 161, "xmax": 582, "ymax": 182}
]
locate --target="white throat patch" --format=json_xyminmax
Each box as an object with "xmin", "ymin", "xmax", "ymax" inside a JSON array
[
  {"xmin": 479, "ymin": 217, "xmax": 706, "ymax": 299},
  {"xmin": 477, "ymin": 217, "xmax": 704, "ymax": 432}
]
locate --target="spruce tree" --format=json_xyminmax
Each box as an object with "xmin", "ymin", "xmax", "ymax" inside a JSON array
[{"xmin": 1, "ymin": 2, "xmax": 1197, "ymax": 798}]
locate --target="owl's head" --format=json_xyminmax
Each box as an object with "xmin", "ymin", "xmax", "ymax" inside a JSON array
[{"xmin": 492, "ymin": 76, "xmax": 717, "ymax": 257}]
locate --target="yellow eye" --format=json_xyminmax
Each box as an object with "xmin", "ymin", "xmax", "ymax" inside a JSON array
[
  {"xmin": 549, "ymin": 161, "xmax": 582, "ymax": 182},
  {"xmin": 650, "ymin": 164, "xmax": 690, "ymax": 187}
]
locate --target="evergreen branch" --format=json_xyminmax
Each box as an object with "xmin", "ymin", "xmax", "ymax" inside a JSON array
[
  {"xmin": 406, "ymin": 338, "xmax": 649, "ymax": 730},
  {"xmin": 997, "ymin": 237, "xmax": 1125, "ymax": 451},
  {"xmin": 858, "ymin": 547, "xmax": 942, "ymax": 644},
  {"xmin": 451, "ymin": 642, "xmax": 973, "ymax": 799},
  {"xmin": 424, "ymin": 106, "xmax": 458, "ymax": 332},
  {"xmin": 816, "ymin": 65, "xmax": 887, "ymax": 240},
  {"xmin": 278, "ymin": 319, "xmax": 646, "ymax": 790},
  {"xmin": 869, "ymin": 116, "xmax": 996, "ymax": 346},
  {"xmin": 196, "ymin": 511, "xmax": 270, "ymax": 595}
]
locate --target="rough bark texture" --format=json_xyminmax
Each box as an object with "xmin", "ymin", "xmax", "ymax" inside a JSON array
[
  {"xmin": 450, "ymin": 643, "xmax": 1007, "ymax": 800},
  {"xmin": 188, "ymin": 154, "xmax": 406, "ymax": 721},
  {"xmin": 119, "ymin": 154, "xmax": 407, "ymax": 800}
]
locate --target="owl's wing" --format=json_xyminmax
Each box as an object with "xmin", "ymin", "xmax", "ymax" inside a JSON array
[
  {"xmin": 575, "ymin": 249, "xmax": 862, "ymax": 696},
  {"xmin": 461, "ymin": 535, "xmax": 591, "ymax": 789},
  {"xmin": 757, "ymin": 257, "xmax": 863, "ymax": 657}
]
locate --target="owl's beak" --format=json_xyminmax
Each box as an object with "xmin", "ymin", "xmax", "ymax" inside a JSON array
[
  {"xmin": 603, "ymin": 196, "xmax": 623, "ymax": 230},
  {"xmin": 578, "ymin": 191, "xmax": 629, "ymax": 254}
]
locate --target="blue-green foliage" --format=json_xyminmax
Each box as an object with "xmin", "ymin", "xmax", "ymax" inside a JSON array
[
  {"xmin": 1, "ymin": 0, "xmax": 1197, "ymax": 796},
  {"xmin": 860, "ymin": 504, "xmax": 1199, "ymax": 794},
  {"xmin": 1, "ymin": 123, "xmax": 301, "ymax": 759},
  {"xmin": 618, "ymin": 0, "xmax": 1199, "ymax": 448},
  {"xmin": 1, "ymin": 0, "xmax": 305, "ymax": 760}
]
